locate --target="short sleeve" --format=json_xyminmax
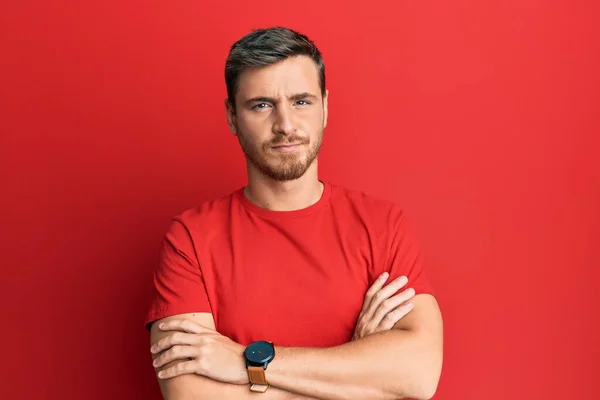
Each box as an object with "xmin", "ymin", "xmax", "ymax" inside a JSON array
[
  {"xmin": 144, "ymin": 217, "xmax": 212, "ymax": 330},
  {"xmin": 377, "ymin": 208, "xmax": 435, "ymax": 297}
]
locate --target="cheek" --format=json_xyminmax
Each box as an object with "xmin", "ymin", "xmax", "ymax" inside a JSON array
[
  {"xmin": 239, "ymin": 114, "xmax": 271, "ymax": 137},
  {"xmin": 304, "ymin": 109, "xmax": 324, "ymax": 132},
  {"xmin": 308, "ymin": 106, "xmax": 324, "ymax": 122}
]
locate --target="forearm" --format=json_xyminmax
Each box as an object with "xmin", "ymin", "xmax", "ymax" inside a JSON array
[
  {"xmin": 158, "ymin": 374, "xmax": 319, "ymax": 400},
  {"xmin": 268, "ymin": 329, "xmax": 441, "ymax": 400}
]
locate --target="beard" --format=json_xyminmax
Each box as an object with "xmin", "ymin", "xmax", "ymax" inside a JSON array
[{"xmin": 236, "ymin": 127, "xmax": 324, "ymax": 181}]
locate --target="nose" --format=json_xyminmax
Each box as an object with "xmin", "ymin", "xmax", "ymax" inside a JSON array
[{"xmin": 272, "ymin": 105, "xmax": 296, "ymax": 136}]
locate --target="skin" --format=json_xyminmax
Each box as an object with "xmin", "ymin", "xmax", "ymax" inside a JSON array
[
  {"xmin": 351, "ymin": 273, "xmax": 416, "ymax": 341},
  {"xmin": 150, "ymin": 275, "xmax": 417, "ymax": 400},
  {"xmin": 149, "ymin": 55, "xmax": 443, "ymax": 400},
  {"xmin": 225, "ymin": 55, "xmax": 327, "ymax": 212}
]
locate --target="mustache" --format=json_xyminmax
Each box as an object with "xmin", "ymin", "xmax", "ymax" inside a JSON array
[{"xmin": 268, "ymin": 135, "xmax": 310, "ymax": 146}]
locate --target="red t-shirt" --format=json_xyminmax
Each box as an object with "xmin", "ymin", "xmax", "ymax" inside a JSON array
[{"xmin": 145, "ymin": 182, "xmax": 434, "ymax": 347}]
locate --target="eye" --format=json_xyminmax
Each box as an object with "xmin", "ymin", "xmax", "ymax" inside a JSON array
[
  {"xmin": 295, "ymin": 100, "xmax": 311, "ymax": 106},
  {"xmin": 251, "ymin": 103, "xmax": 270, "ymax": 110}
]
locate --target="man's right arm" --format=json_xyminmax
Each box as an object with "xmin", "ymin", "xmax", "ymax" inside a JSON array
[{"xmin": 150, "ymin": 312, "xmax": 317, "ymax": 400}]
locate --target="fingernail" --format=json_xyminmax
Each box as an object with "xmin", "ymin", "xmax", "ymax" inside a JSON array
[
  {"xmin": 158, "ymin": 371, "xmax": 164, "ymax": 378},
  {"xmin": 397, "ymin": 275, "xmax": 408, "ymax": 283}
]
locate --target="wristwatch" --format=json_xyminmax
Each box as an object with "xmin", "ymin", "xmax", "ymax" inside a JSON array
[{"xmin": 244, "ymin": 340, "xmax": 275, "ymax": 393}]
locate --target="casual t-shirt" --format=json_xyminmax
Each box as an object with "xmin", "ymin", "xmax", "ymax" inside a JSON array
[{"xmin": 145, "ymin": 182, "xmax": 434, "ymax": 347}]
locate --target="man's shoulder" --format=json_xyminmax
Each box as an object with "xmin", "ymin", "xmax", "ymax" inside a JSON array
[{"xmin": 169, "ymin": 188, "xmax": 241, "ymax": 231}]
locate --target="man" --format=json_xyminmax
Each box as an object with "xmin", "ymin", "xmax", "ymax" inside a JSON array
[{"xmin": 145, "ymin": 27, "xmax": 443, "ymax": 400}]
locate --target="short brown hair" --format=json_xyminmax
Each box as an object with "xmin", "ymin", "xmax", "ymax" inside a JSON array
[{"xmin": 225, "ymin": 27, "xmax": 326, "ymax": 110}]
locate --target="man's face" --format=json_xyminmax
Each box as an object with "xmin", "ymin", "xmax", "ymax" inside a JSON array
[{"xmin": 227, "ymin": 55, "xmax": 328, "ymax": 181}]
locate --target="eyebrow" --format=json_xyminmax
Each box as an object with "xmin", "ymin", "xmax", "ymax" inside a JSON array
[{"xmin": 244, "ymin": 92, "xmax": 318, "ymax": 106}]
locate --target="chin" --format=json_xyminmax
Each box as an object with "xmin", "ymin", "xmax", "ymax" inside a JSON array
[{"xmin": 264, "ymin": 163, "xmax": 311, "ymax": 181}]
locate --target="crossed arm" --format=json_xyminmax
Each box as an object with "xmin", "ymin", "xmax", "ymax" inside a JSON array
[{"xmin": 149, "ymin": 292, "xmax": 443, "ymax": 400}]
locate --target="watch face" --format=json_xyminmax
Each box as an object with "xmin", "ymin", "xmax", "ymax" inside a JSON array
[{"xmin": 244, "ymin": 341, "xmax": 275, "ymax": 365}]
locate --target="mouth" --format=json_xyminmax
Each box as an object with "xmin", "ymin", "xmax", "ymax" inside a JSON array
[{"xmin": 271, "ymin": 143, "xmax": 304, "ymax": 153}]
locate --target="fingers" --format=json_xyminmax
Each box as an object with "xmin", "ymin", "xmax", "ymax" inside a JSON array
[
  {"xmin": 370, "ymin": 286, "xmax": 416, "ymax": 327},
  {"xmin": 362, "ymin": 275, "xmax": 409, "ymax": 322},
  {"xmin": 371, "ymin": 288, "xmax": 415, "ymax": 328},
  {"xmin": 361, "ymin": 272, "xmax": 390, "ymax": 314},
  {"xmin": 153, "ymin": 345, "xmax": 198, "ymax": 369},
  {"xmin": 151, "ymin": 331, "xmax": 202, "ymax": 354},
  {"xmin": 377, "ymin": 302, "xmax": 415, "ymax": 331},
  {"xmin": 158, "ymin": 319, "xmax": 207, "ymax": 334},
  {"xmin": 157, "ymin": 360, "xmax": 197, "ymax": 379},
  {"xmin": 353, "ymin": 275, "xmax": 414, "ymax": 340}
]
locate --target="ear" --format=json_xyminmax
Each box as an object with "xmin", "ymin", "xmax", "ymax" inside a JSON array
[
  {"xmin": 224, "ymin": 99, "xmax": 238, "ymax": 135},
  {"xmin": 323, "ymin": 89, "xmax": 329, "ymax": 129}
]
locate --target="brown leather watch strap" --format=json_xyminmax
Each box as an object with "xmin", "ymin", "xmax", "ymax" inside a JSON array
[{"xmin": 248, "ymin": 365, "xmax": 269, "ymax": 392}]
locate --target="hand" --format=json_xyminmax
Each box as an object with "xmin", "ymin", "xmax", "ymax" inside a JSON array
[
  {"xmin": 150, "ymin": 319, "xmax": 248, "ymax": 384},
  {"xmin": 352, "ymin": 273, "xmax": 415, "ymax": 340}
]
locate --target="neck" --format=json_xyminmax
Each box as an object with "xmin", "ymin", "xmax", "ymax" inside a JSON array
[{"xmin": 244, "ymin": 160, "xmax": 324, "ymax": 211}]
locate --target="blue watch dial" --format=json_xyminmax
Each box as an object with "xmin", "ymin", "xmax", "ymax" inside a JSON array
[{"xmin": 244, "ymin": 341, "xmax": 275, "ymax": 365}]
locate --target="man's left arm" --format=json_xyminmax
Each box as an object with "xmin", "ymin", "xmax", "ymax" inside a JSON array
[
  {"xmin": 258, "ymin": 209, "xmax": 443, "ymax": 400},
  {"xmin": 265, "ymin": 293, "xmax": 443, "ymax": 400}
]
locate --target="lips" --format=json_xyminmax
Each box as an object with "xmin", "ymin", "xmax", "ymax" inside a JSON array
[{"xmin": 270, "ymin": 143, "xmax": 303, "ymax": 153}]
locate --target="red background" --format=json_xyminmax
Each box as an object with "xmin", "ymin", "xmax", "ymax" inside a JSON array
[{"xmin": 1, "ymin": 1, "xmax": 598, "ymax": 399}]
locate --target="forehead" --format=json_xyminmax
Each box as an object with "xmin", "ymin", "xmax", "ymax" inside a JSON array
[{"xmin": 236, "ymin": 55, "xmax": 321, "ymax": 100}]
